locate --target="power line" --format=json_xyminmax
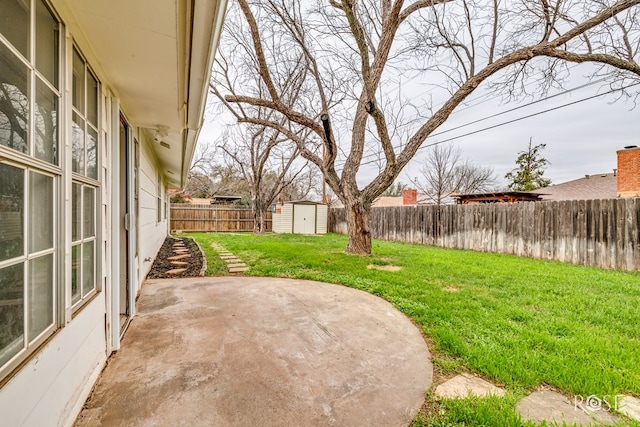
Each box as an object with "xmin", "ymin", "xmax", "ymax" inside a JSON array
[
  {"xmin": 336, "ymin": 78, "xmax": 606, "ymax": 168},
  {"xmin": 348, "ymin": 82, "xmax": 639, "ymax": 169},
  {"xmin": 427, "ymin": 78, "xmax": 608, "ymax": 139}
]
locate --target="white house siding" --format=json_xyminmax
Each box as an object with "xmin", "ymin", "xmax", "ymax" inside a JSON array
[
  {"xmin": 136, "ymin": 133, "xmax": 168, "ymax": 286},
  {"xmin": 0, "ymin": 294, "xmax": 107, "ymax": 427}
]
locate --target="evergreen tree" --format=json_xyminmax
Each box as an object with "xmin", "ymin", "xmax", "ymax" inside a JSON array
[{"xmin": 505, "ymin": 139, "xmax": 551, "ymax": 191}]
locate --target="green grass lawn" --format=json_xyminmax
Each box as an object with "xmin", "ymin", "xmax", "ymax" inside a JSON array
[{"xmin": 189, "ymin": 232, "xmax": 640, "ymax": 426}]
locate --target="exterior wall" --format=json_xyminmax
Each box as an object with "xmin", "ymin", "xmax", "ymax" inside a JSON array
[
  {"xmin": 617, "ymin": 147, "xmax": 640, "ymax": 197},
  {"xmin": 0, "ymin": 3, "xmax": 168, "ymax": 425},
  {"xmin": 0, "ymin": 3, "xmax": 111, "ymax": 425},
  {"xmin": 0, "ymin": 295, "xmax": 107, "ymax": 427},
  {"xmin": 273, "ymin": 204, "xmax": 294, "ymax": 233},
  {"xmin": 273, "ymin": 203, "xmax": 328, "ymax": 234},
  {"xmin": 316, "ymin": 205, "xmax": 328, "ymax": 234},
  {"xmin": 136, "ymin": 133, "xmax": 169, "ymax": 284}
]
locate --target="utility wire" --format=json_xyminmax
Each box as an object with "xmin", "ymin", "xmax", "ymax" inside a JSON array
[
  {"xmin": 335, "ymin": 78, "xmax": 607, "ymax": 168},
  {"xmin": 348, "ymin": 82, "xmax": 639, "ymax": 169}
]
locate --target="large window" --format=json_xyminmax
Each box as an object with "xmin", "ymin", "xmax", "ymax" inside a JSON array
[
  {"xmin": 71, "ymin": 46, "xmax": 99, "ymax": 309},
  {"xmin": 0, "ymin": 0, "xmax": 60, "ymax": 370}
]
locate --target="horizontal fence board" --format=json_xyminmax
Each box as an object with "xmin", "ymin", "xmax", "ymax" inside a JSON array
[
  {"xmin": 170, "ymin": 204, "xmax": 272, "ymax": 232},
  {"xmin": 328, "ymin": 199, "xmax": 640, "ymax": 271}
]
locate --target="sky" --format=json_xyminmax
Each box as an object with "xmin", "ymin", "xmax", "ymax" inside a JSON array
[
  {"xmin": 197, "ymin": 1, "xmax": 639, "ymax": 193},
  {"xmin": 198, "ymin": 79, "xmax": 639, "ymax": 191}
]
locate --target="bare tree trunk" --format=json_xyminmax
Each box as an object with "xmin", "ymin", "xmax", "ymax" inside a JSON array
[
  {"xmin": 253, "ymin": 207, "xmax": 267, "ymax": 234},
  {"xmin": 252, "ymin": 193, "xmax": 266, "ymax": 234},
  {"xmin": 344, "ymin": 199, "xmax": 372, "ymax": 255}
]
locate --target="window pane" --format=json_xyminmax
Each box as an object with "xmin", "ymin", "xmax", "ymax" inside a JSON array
[
  {"xmin": 72, "ymin": 48, "xmax": 84, "ymax": 112},
  {"xmin": 72, "ymin": 183, "xmax": 80, "ymax": 241},
  {"xmin": 29, "ymin": 171, "xmax": 53, "ymax": 253},
  {"xmin": 87, "ymin": 126, "xmax": 97, "ymax": 179},
  {"xmin": 0, "ymin": 262, "xmax": 24, "ymax": 366},
  {"xmin": 82, "ymin": 241, "xmax": 94, "ymax": 296},
  {"xmin": 83, "ymin": 186, "xmax": 95, "ymax": 238},
  {"xmin": 71, "ymin": 244, "xmax": 80, "ymax": 304},
  {"xmin": 0, "ymin": 163, "xmax": 24, "ymax": 262},
  {"xmin": 0, "ymin": 44, "xmax": 29, "ymax": 154},
  {"xmin": 28, "ymin": 254, "xmax": 53, "ymax": 341},
  {"xmin": 34, "ymin": 77, "xmax": 58, "ymax": 164},
  {"xmin": 72, "ymin": 112, "xmax": 85, "ymax": 174},
  {"xmin": 87, "ymin": 72, "xmax": 98, "ymax": 125},
  {"xmin": 0, "ymin": 0, "xmax": 30, "ymax": 58},
  {"xmin": 35, "ymin": 0, "xmax": 59, "ymax": 88}
]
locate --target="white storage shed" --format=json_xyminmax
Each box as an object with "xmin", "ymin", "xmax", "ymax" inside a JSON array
[{"xmin": 273, "ymin": 201, "xmax": 328, "ymax": 234}]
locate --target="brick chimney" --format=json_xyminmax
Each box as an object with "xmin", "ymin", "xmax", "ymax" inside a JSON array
[
  {"xmin": 402, "ymin": 188, "xmax": 417, "ymax": 205},
  {"xmin": 617, "ymin": 146, "xmax": 640, "ymax": 197}
]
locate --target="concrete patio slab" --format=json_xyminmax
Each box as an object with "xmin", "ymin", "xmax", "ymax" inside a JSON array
[{"xmin": 76, "ymin": 277, "xmax": 432, "ymax": 426}]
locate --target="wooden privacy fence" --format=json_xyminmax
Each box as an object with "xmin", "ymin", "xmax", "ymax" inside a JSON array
[
  {"xmin": 170, "ymin": 204, "xmax": 272, "ymax": 232},
  {"xmin": 329, "ymin": 198, "xmax": 640, "ymax": 271}
]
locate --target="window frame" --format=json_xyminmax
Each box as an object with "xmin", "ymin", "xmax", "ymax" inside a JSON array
[
  {"xmin": 0, "ymin": 0, "xmax": 63, "ymax": 380},
  {"xmin": 69, "ymin": 41, "xmax": 101, "ymax": 313},
  {"xmin": 0, "ymin": 0, "xmax": 105, "ymax": 382}
]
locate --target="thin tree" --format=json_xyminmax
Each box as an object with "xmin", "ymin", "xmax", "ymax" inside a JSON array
[
  {"xmin": 214, "ymin": 0, "xmax": 640, "ymax": 254},
  {"xmin": 381, "ymin": 181, "xmax": 407, "ymax": 197},
  {"xmin": 220, "ymin": 124, "xmax": 313, "ymax": 233},
  {"xmin": 412, "ymin": 143, "xmax": 496, "ymax": 205},
  {"xmin": 505, "ymin": 138, "xmax": 552, "ymax": 191}
]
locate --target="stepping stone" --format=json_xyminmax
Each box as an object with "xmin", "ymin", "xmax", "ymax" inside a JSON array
[
  {"xmin": 170, "ymin": 261, "xmax": 189, "ymax": 266},
  {"xmin": 220, "ymin": 255, "xmax": 237, "ymax": 259},
  {"xmin": 516, "ymin": 390, "xmax": 621, "ymax": 426},
  {"xmin": 618, "ymin": 395, "xmax": 640, "ymax": 421},
  {"xmin": 218, "ymin": 252, "xmax": 233, "ymax": 256},
  {"xmin": 224, "ymin": 258, "xmax": 242, "ymax": 263},
  {"xmin": 166, "ymin": 268, "xmax": 187, "ymax": 275},
  {"xmin": 173, "ymin": 249, "xmax": 190, "ymax": 254},
  {"xmin": 167, "ymin": 254, "xmax": 190, "ymax": 261},
  {"xmin": 228, "ymin": 267, "xmax": 249, "ymax": 273},
  {"xmin": 227, "ymin": 263, "xmax": 247, "ymax": 268},
  {"xmin": 435, "ymin": 374, "xmax": 505, "ymax": 399}
]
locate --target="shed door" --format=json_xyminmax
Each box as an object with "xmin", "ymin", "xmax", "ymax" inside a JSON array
[{"xmin": 293, "ymin": 204, "xmax": 316, "ymax": 234}]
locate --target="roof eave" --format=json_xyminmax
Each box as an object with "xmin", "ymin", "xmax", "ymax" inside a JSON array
[{"xmin": 180, "ymin": 0, "xmax": 228, "ymax": 189}]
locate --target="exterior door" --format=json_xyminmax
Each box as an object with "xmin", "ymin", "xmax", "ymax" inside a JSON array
[
  {"xmin": 293, "ymin": 204, "xmax": 316, "ymax": 234},
  {"xmin": 118, "ymin": 116, "xmax": 130, "ymax": 333}
]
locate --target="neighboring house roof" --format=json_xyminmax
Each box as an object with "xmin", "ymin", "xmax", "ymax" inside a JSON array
[
  {"xmin": 530, "ymin": 173, "xmax": 617, "ymax": 201},
  {"xmin": 189, "ymin": 198, "xmax": 213, "ymax": 205},
  {"xmin": 212, "ymin": 195, "xmax": 243, "ymax": 204},
  {"xmin": 454, "ymin": 192, "xmax": 543, "ymax": 204},
  {"xmin": 330, "ymin": 195, "xmax": 424, "ymax": 208},
  {"xmin": 372, "ymin": 196, "xmax": 408, "ymax": 207}
]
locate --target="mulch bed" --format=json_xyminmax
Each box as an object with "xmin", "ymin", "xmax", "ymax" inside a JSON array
[{"xmin": 146, "ymin": 237, "xmax": 204, "ymax": 279}]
